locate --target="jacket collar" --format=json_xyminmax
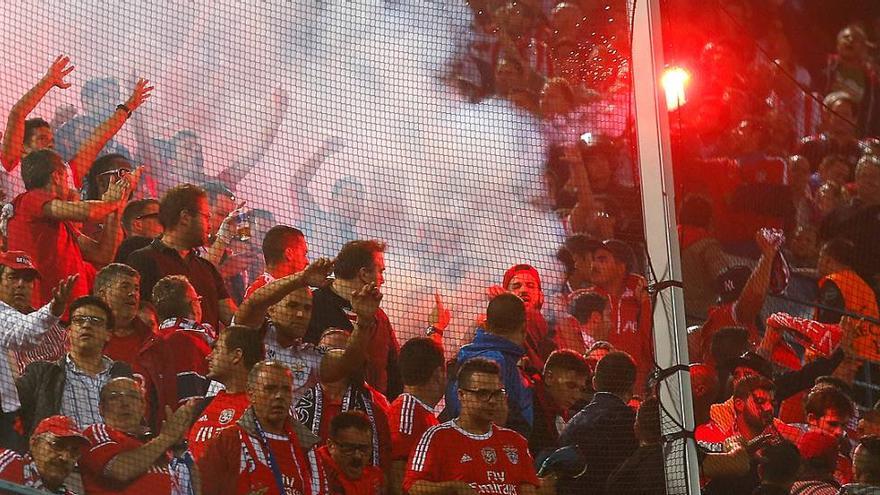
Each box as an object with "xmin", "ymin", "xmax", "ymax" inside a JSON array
[
  {"xmin": 470, "ymin": 328, "xmax": 525, "ymax": 357},
  {"xmin": 237, "ymin": 406, "xmax": 321, "ymax": 451}
]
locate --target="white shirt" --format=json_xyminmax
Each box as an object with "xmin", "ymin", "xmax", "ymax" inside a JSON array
[
  {"xmin": 263, "ymin": 323, "xmax": 326, "ymax": 401},
  {"xmin": 59, "ymin": 355, "xmax": 113, "ymax": 428},
  {"xmin": 0, "ymin": 301, "xmax": 61, "ymax": 412}
]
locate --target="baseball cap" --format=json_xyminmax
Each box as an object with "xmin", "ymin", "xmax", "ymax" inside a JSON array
[
  {"xmin": 715, "ymin": 265, "xmax": 751, "ymax": 303},
  {"xmin": 0, "ymin": 251, "xmax": 41, "ymax": 278},
  {"xmin": 502, "ymin": 264, "xmax": 542, "ymax": 290},
  {"xmin": 730, "ymin": 351, "xmax": 774, "ymax": 379},
  {"xmin": 592, "ymin": 239, "xmax": 634, "ymax": 271},
  {"xmin": 797, "ymin": 430, "xmax": 839, "ymax": 466},
  {"xmin": 32, "ymin": 415, "xmax": 88, "ymax": 444}
]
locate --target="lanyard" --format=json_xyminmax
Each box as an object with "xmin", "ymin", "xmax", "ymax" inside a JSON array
[{"xmin": 253, "ymin": 417, "xmax": 295, "ymax": 495}]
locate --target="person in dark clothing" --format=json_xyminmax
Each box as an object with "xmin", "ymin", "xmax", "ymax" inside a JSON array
[
  {"xmin": 443, "ymin": 293, "xmax": 535, "ymax": 437},
  {"xmin": 753, "ymin": 440, "xmax": 801, "ymax": 495},
  {"xmin": 306, "ymin": 239, "xmax": 401, "ymax": 398},
  {"xmin": 605, "ymin": 395, "xmax": 666, "ymax": 495},
  {"xmin": 530, "ymin": 350, "xmax": 591, "ymax": 459},
  {"xmin": 557, "ymin": 351, "xmax": 639, "ymax": 495}
]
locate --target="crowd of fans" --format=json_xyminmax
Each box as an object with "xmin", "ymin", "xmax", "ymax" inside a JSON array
[{"xmin": 1, "ymin": 1, "xmax": 880, "ymax": 495}]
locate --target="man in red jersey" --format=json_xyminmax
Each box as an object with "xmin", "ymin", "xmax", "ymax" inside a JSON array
[
  {"xmin": 8, "ymin": 150, "xmax": 132, "ymax": 304},
  {"xmin": 245, "ymin": 225, "xmax": 310, "ymax": 298},
  {"xmin": 188, "ymin": 325, "xmax": 264, "ymax": 460},
  {"xmin": 389, "ymin": 337, "xmax": 445, "ymax": 495},
  {"xmin": 0, "ymin": 415, "xmax": 88, "ymax": 495},
  {"xmin": 198, "ymin": 360, "xmax": 324, "ymax": 495},
  {"xmin": 80, "ymin": 377, "xmax": 197, "ymax": 495},
  {"xmin": 92, "ymin": 263, "xmax": 153, "ymax": 366},
  {"xmin": 318, "ymin": 411, "xmax": 384, "ymax": 494},
  {"xmin": 405, "ymin": 358, "xmax": 540, "ymax": 495}
]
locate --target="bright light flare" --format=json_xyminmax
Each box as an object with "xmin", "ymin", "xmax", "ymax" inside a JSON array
[{"xmin": 661, "ymin": 67, "xmax": 690, "ymax": 111}]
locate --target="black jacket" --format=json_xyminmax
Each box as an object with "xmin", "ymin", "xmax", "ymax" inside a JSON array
[
  {"xmin": 15, "ymin": 357, "xmax": 133, "ymax": 436},
  {"xmin": 557, "ymin": 392, "xmax": 638, "ymax": 495}
]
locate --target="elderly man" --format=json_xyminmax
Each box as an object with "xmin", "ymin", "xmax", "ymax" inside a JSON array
[
  {"xmin": 0, "ymin": 252, "xmax": 75, "ymax": 449},
  {"xmin": 198, "ymin": 360, "xmax": 324, "ymax": 495},
  {"xmin": 0, "ymin": 415, "xmax": 89, "ymax": 494},
  {"xmin": 80, "ymin": 377, "xmax": 197, "ymax": 495}
]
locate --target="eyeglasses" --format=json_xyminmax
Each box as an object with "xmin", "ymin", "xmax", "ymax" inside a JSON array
[
  {"xmin": 332, "ymin": 441, "xmax": 372, "ymax": 456},
  {"xmin": 460, "ymin": 387, "xmax": 507, "ymax": 402},
  {"xmin": 98, "ymin": 168, "xmax": 132, "ymax": 180},
  {"xmin": 135, "ymin": 212, "xmax": 159, "ymax": 221},
  {"xmin": 71, "ymin": 315, "xmax": 106, "ymax": 326}
]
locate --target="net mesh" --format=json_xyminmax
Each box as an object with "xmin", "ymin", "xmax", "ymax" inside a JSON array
[{"xmin": 3, "ymin": 0, "xmax": 879, "ymax": 494}]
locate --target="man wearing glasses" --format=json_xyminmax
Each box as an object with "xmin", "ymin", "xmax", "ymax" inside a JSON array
[
  {"xmin": 16, "ymin": 296, "xmax": 134, "ymax": 439},
  {"xmin": 318, "ymin": 411, "xmax": 383, "ymax": 494},
  {"xmin": 0, "ymin": 415, "xmax": 89, "ymax": 495},
  {"xmin": 406, "ymin": 358, "xmax": 540, "ymax": 495}
]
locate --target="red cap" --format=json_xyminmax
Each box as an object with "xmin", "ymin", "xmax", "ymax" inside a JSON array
[
  {"xmin": 502, "ymin": 264, "xmax": 541, "ymax": 290},
  {"xmin": 32, "ymin": 415, "xmax": 88, "ymax": 444},
  {"xmin": 797, "ymin": 429, "xmax": 839, "ymax": 464},
  {"xmin": 0, "ymin": 251, "xmax": 40, "ymax": 278}
]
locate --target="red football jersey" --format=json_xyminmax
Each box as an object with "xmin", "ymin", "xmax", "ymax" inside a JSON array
[
  {"xmin": 245, "ymin": 272, "xmax": 275, "ymax": 299},
  {"xmin": 81, "ymin": 424, "xmax": 174, "ymax": 495},
  {"xmin": 188, "ymin": 391, "xmax": 250, "ymax": 460},
  {"xmin": 389, "ymin": 393, "xmax": 439, "ymax": 460},
  {"xmin": 0, "ymin": 449, "xmax": 76, "ymax": 494},
  {"xmin": 404, "ymin": 421, "xmax": 539, "ymax": 494}
]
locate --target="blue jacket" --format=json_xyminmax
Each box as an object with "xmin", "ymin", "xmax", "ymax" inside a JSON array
[{"xmin": 443, "ymin": 329, "xmax": 533, "ymax": 437}]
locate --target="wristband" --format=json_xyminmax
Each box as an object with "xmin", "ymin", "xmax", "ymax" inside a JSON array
[
  {"xmin": 426, "ymin": 325, "xmax": 443, "ymax": 337},
  {"xmin": 116, "ymin": 103, "xmax": 132, "ymax": 118}
]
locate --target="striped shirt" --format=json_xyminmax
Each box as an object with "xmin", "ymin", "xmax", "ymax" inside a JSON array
[
  {"xmin": 0, "ymin": 301, "xmax": 62, "ymax": 412},
  {"xmin": 389, "ymin": 393, "xmax": 439, "ymax": 460},
  {"xmin": 59, "ymin": 355, "xmax": 114, "ymax": 428}
]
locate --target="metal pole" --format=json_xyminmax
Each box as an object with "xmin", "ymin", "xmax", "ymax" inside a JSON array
[{"xmin": 630, "ymin": 0, "xmax": 701, "ymax": 493}]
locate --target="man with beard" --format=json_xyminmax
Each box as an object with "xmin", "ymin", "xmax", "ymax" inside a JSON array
[
  {"xmin": 500, "ymin": 264, "xmax": 554, "ymax": 371},
  {"xmin": 198, "ymin": 360, "xmax": 325, "ymax": 495},
  {"xmin": 318, "ymin": 411, "xmax": 384, "ymax": 494},
  {"xmin": 0, "ymin": 415, "xmax": 89, "ymax": 494},
  {"xmin": 93, "ymin": 263, "xmax": 153, "ymax": 366},
  {"xmin": 234, "ymin": 258, "xmax": 378, "ymax": 401},
  {"xmin": 127, "ymin": 184, "xmax": 237, "ymax": 329},
  {"xmin": 696, "ymin": 375, "xmax": 779, "ymax": 494}
]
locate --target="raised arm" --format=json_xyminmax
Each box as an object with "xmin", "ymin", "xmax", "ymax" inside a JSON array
[
  {"xmin": 319, "ymin": 282, "xmax": 381, "ymax": 383},
  {"xmin": 104, "ymin": 401, "xmax": 195, "ymax": 483},
  {"xmin": 216, "ymin": 87, "xmax": 289, "ymax": 189},
  {"xmin": 288, "ymin": 137, "xmax": 343, "ymax": 220},
  {"xmin": 68, "ymin": 78, "xmax": 153, "ymax": 187},
  {"xmin": 234, "ymin": 258, "xmax": 334, "ymax": 328},
  {"xmin": 43, "ymin": 170, "xmax": 131, "ymax": 223},
  {"xmin": 734, "ymin": 229, "xmax": 783, "ymax": 326},
  {"xmin": 1, "ymin": 55, "xmax": 75, "ymax": 171}
]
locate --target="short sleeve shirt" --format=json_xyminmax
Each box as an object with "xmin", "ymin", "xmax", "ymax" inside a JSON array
[
  {"xmin": 81, "ymin": 423, "xmax": 174, "ymax": 495},
  {"xmin": 389, "ymin": 393, "xmax": 439, "ymax": 461},
  {"xmin": 127, "ymin": 239, "xmax": 230, "ymax": 329},
  {"xmin": 8, "ymin": 189, "xmax": 95, "ymax": 305},
  {"xmin": 404, "ymin": 421, "xmax": 539, "ymax": 494},
  {"xmin": 187, "ymin": 391, "xmax": 250, "ymax": 460}
]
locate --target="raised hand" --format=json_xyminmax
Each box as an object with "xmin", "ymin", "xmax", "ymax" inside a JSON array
[
  {"xmin": 160, "ymin": 400, "xmax": 197, "ymax": 443},
  {"xmin": 49, "ymin": 274, "xmax": 79, "ymax": 317},
  {"xmin": 300, "ymin": 258, "xmax": 335, "ymax": 288},
  {"xmin": 429, "ymin": 291, "xmax": 451, "ymax": 331},
  {"xmin": 124, "ymin": 78, "xmax": 154, "ymax": 112},
  {"xmin": 486, "ymin": 285, "xmax": 506, "ymax": 299},
  {"xmin": 351, "ymin": 282, "xmax": 382, "ymax": 320},
  {"xmin": 756, "ymin": 228, "xmax": 784, "ymax": 256},
  {"xmin": 44, "ymin": 55, "xmax": 75, "ymax": 89},
  {"xmin": 102, "ymin": 175, "xmax": 132, "ymax": 204}
]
